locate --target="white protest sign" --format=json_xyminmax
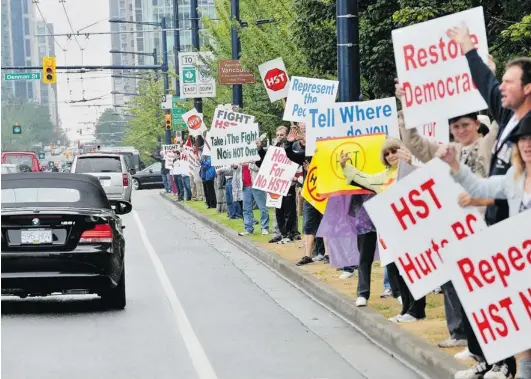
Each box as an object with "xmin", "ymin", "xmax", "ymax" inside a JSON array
[
  {"xmin": 258, "ymin": 58, "xmax": 290, "ymax": 103},
  {"xmin": 305, "ymin": 98, "xmax": 399, "ymax": 154},
  {"xmin": 209, "ymin": 107, "xmax": 260, "ymax": 166},
  {"xmin": 364, "ymin": 158, "xmax": 487, "ymax": 299},
  {"xmin": 283, "ymin": 76, "xmax": 338, "ymax": 122},
  {"xmin": 446, "ymin": 210, "xmax": 531, "ymax": 364},
  {"xmin": 253, "ymin": 146, "xmax": 299, "ymax": 196},
  {"xmin": 181, "ymin": 145, "xmax": 195, "ymax": 172},
  {"xmin": 266, "ymin": 193, "xmax": 283, "ymax": 209},
  {"xmin": 392, "ymin": 7, "xmax": 488, "ymax": 126},
  {"xmin": 182, "ymin": 108, "xmax": 207, "ymax": 137},
  {"xmin": 162, "ymin": 144, "xmax": 180, "ymax": 153},
  {"xmin": 411, "ymin": 120, "xmax": 450, "ymax": 166},
  {"xmin": 164, "ymin": 151, "xmax": 176, "ymax": 169}
]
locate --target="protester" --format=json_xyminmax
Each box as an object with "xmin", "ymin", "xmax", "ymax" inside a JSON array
[
  {"xmin": 148, "ymin": 150, "xmax": 171, "ymax": 193},
  {"xmin": 223, "ymin": 166, "xmax": 242, "ymax": 219},
  {"xmin": 199, "ymin": 153, "xmax": 217, "ymax": 209},
  {"xmin": 179, "ymin": 149, "xmax": 192, "ymax": 201},
  {"xmin": 214, "ymin": 170, "xmax": 227, "ymax": 213},
  {"xmin": 284, "ymin": 123, "xmax": 326, "ymax": 265},
  {"xmin": 171, "ymin": 150, "xmax": 184, "ymax": 201},
  {"xmin": 438, "ymin": 115, "xmax": 531, "ymax": 379},
  {"xmin": 339, "ymin": 139, "xmax": 423, "ymax": 317}
]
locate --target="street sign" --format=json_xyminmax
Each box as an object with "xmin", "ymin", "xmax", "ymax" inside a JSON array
[
  {"xmin": 38, "ymin": 153, "xmax": 45, "ymax": 159},
  {"xmin": 258, "ymin": 57, "xmax": 290, "ymax": 102},
  {"xmin": 178, "ymin": 52, "xmax": 216, "ymax": 99},
  {"xmin": 160, "ymin": 95, "xmax": 172, "ymax": 109},
  {"xmin": 171, "ymin": 96, "xmax": 187, "ymax": 130},
  {"xmin": 12, "ymin": 124, "xmax": 22, "ymax": 134},
  {"xmin": 218, "ymin": 60, "xmax": 256, "ymax": 85},
  {"xmin": 48, "ymin": 161, "xmax": 55, "ymax": 168},
  {"xmin": 4, "ymin": 73, "xmax": 41, "ymax": 81}
]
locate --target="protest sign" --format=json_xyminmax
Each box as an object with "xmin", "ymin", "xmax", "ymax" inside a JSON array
[
  {"xmin": 446, "ymin": 210, "xmax": 531, "ymax": 364},
  {"xmin": 392, "ymin": 7, "xmax": 489, "ymax": 126},
  {"xmin": 253, "ymin": 147, "xmax": 299, "ymax": 196},
  {"xmin": 182, "ymin": 108, "xmax": 207, "ymax": 136},
  {"xmin": 258, "ymin": 58, "xmax": 290, "ymax": 102},
  {"xmin": 162, "ymin": 144, "xmax": 180, "ymax": 153},
  {"xmin": 301, "ymin": 151, "xmax": 328, "ymax": 214},
  {"xmin": 283, "ymin": 77, "xmax": 338, "ymax": 122},
  {"xmin": 209, "ymin": 106, "xmax": 260, "ymax": 166},
  {"xmin": 266, "ymin": 193, "xmax": 283, "ymax": 209},
  {"xmin": 164, "ymin": 150, "xmax": 176, "ymax": 169},
  {"xmin": 410, "ymin": 120, "xmax": 450, "ymax": 166},
  {"xmin": 305, "ymin": 98, "xmax": 399, "ymax": 153},
  {"xmin": 364, "ymin": 158, "xmax": 487, "ymax": 299},
  {"xmin": 202, "ymin": 131, "xmax": 212, "ymax": 157},
  {"xmin": 314, "ymin": 134, "xmax": 387, "ymax": 198}
]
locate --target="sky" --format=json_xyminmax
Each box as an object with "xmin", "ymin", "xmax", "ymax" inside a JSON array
[{"xmin": 37, "ymin": 0, "xmax": 113, "ymax": 142}]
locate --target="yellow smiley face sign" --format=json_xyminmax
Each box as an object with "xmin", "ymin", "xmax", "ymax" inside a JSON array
[{"xmin": 315, "ymin": 134, "xmax": 387, "ymax": 198}]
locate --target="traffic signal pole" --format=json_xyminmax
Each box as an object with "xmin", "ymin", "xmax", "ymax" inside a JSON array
[
  {"xmin": 190, "ymin": 0, "xmax": 202, "ymax": 113},
  {"xmin": 336, "ymin": 0, "xmax": 360, "ymax": 102},
  {"xmin": 230, "ymin": 0, "xmax": 243, "ymax": 109}
]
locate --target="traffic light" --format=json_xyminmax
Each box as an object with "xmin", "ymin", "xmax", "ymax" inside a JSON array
[
  {"xmin": 12, "ymin": 123, "xmax": 22, "ymax": 134},
  {"xmin": 164, "ymin": 114, "xmax": 172, "ymax": 130},
  {"xmin": 42, "ymin": 56, "xmax": 56, "ymax": 84}
]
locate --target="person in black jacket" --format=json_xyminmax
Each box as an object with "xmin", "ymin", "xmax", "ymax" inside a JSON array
[
  {"xmin": 444, "ymin": 25, "xmax": 531, "ymax": 379},
  {"xmin": 284, "ymin": 123, "xmax": 326, "ymax": 265},
  {"xmin": 147, "ymin": 150, "xmax": 171, "ymax": 193}
]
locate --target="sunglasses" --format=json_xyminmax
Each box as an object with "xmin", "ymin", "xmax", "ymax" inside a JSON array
[{"xmin": 384, "ymin": 148, "xmax": 398, "ymax": 157}]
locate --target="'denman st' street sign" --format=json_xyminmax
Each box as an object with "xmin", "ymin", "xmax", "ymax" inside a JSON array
[{"xmin": 4, "ymin": 73, "xmax": 42, "ymax": 81}]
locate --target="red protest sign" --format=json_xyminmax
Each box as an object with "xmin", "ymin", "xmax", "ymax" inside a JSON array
[
  {"xmin": 264, "ymin": 68, "xmax": 288, "ymax": 92},
  {"xmin": 187, "ymin": 115, "xmax": 202, "ymax": 130}
]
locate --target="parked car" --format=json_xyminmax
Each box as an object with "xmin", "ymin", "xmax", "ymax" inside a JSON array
[
  {"xmin": 1, "ymin": 152, "xmax": 40, "ymax": 172},
  {"xmin": 71, "ymin": 153, "xmax": 132, "ymax": 203},
  {"xmin": 131, "ymin": 162, "xmax": 164, "ymax": 190},
  {"xmin": 1, "ymin": 172, "xmax": 132, "ymax": 309}
]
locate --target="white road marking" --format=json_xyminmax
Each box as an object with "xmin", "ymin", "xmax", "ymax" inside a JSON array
[{"xmin": 133, "ymin": 210, "xmax": 218, "ymax": 379}]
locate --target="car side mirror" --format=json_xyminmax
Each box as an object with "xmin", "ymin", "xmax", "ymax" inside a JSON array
[
  {"xmin": 148, "ymin": 169, "xmax": 153, "ymax": 173},
  {"xmin": 112, "ymin": 200, "xmax": 133, "ymax": 215},
  {"xmin": 129, "ymin": 168, "xmax": 136, "ymax": 175}
]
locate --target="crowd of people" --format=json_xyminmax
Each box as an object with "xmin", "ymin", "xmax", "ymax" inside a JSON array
[{"xmin": 153, "ymin": 25, "xmax": 530, "ymax": 379}]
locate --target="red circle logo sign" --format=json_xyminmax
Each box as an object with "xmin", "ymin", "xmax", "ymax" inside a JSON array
[
  {"xmin": 187, "ymin": 115, "xmax": 202, "ymax": 130},
  {"xmin": 268, "ymin": 193, "xmax": 281, "ymax": 200},
  {"xmin": 330, "ymin": 141, "xmax": 367, "ymax": 180},
  {"xmin": 264, "ymin": 68, "xmax": 288, "ymax": 91},
  {"xmin": 306, "ymin": 166, "xmax": 326, "ymax": 203}
]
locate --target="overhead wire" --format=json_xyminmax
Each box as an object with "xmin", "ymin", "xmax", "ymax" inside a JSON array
[{"xmin": 32, "ymin": 0, "xmax": 65, "ymax": 51}]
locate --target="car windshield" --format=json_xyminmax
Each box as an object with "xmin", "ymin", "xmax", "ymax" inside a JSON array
[
  {"xmin": 76, "ymin": 156, "xmax": 122, "ymax": 173},
  {"xmin": 1, "ymin": 174, "xmax": 111, "ymax": 209},
  {"xmin": 4, "ymin": 154, "xmax": 33, "ymax": 167}
]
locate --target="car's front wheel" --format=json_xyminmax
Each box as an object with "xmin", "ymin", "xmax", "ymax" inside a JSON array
[
  {"xmin": 101, "ymin": 269, "xmax": 126, "ymax": 310},
  {"xmin": 132, "ymin": 178, "xmax": 140, "ymax": 190}
]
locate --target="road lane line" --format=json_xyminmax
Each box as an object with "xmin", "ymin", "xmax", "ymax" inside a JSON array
[{"xmin": 133, "ymin": 210, "xmax": 218, "ymax": 379}]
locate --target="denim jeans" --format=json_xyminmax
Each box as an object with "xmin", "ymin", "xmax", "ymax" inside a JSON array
[
  {"xmin": 173, "ymin": 175, "xmax": 184, "ymax": 199},
  {"xmin": 181, "ymin": 175, "xmax": 192, "ymax": 200},
  {"xmin": 441, "ymin": 281, "xmax": 466, "ymax": 340},
  {"xmin": 384, "ymin": 266, "xmax": 391, "ymax": 290},
  {"xmin": 242, "ymin": 186, "xmax": 269, "ymax": 233},
  {"xmin": 162, "ymin": 173, "xmax": 171, "ymax": 193},
  {"xmin": 225, "ymin": 178, "xmax": 242, "ymax": 218}
]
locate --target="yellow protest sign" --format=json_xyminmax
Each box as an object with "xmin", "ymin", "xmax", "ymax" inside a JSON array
[
  {"xmin": 301, "ymin": 151, "xmax": 328, "ymax": 214},
  {"xmin": 315, "ymin": 134, "xmax": 387, "ymax": 197}
]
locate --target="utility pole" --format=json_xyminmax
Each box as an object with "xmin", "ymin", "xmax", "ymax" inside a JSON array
[
  {"xmin": 230, "ymin": 0, "xmax": 243, "ymax": 108},
  {"xmin": 190, "ymin": 0, "xmax": 202, "ymax": 113},
  {"xmin": 161, "ymin": 16, "xmax": 172, "ymax": 145},
  {"xmin": 173, "ymin": 0, "xmax": 185, "ymax": 140},
  {"xmin": 336, "ymin": 0, "xmax": 360, "ymax": 102}
]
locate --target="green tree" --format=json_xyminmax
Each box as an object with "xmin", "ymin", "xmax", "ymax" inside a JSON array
[
  {"xmin": 95, "ymin": 108, "xmax": 127, "ymax": 146},
  {"xmin": 1, "ymin": 98, "xmax": 57, "ymax": 151}
]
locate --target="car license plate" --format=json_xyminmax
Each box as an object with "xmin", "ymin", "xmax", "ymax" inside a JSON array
[{"xmin": 21, "ymin": 230, "xmax": 52, "ymax": 244}]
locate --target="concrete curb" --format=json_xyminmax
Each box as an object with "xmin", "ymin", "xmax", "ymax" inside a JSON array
[{"xmin": 160, "ymin": 193, "xmax": 467, "ymax": 379}]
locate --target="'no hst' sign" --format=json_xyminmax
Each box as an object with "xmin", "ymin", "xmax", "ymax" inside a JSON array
[{"xmin": 259, "ymin": 57, "xmax": 290, "ymax": 103}]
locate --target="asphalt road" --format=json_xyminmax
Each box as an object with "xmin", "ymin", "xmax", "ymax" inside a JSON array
[{"xmin": 2, "ymin": 189, "xmax": 424, "ymax": 379}]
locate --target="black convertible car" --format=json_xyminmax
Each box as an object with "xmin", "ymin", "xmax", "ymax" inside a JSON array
[{"xmin": 1, "ymin": 173, "xmax": 131, "ymax": 309}]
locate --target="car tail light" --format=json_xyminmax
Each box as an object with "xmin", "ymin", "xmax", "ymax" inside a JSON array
[
  {"xmin": 79, "ymin": 224, "xmax": 113, "ymax": 243},
  {"xmin": 122, "ymin": 173, "xmax": 129, "ymax": 186}
]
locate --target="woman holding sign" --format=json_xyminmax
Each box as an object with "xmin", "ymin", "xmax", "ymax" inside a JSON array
[
  {"xmin": 439, "ymin": 116, "xmax": 531, "ymax": 379},
  {"xmin": 339, "ymin": 138, "xmax": 428, "ymax": 322}
]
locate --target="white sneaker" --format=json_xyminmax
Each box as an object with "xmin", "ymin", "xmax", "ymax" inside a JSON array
[
  {"xmin": 454, "ymin": 348, "xmax": 476, "ymax": 361},
  {"xmin": 261, "ymin": 229, "xmax": 269, "ymax": 235},
  {"xmin": 339, "ymin": 271, "xmax": 354, "ymax": 279},
  {"xmin": 396, "ymin": 313, "xmax": 419, "ymax": 323},
  {"xmin": 238, "ymin": 231, "xmax": 252, "ymax": 236},
  {"xmin": 312, "ymin": 254, "xmax": 325, "ymax": 262},
  {"xmin": 279, "ymin": 237, "xmax": 292, "ymax": 244},
  {"xmin": 484, "ymin": 363, "xmax": 513, "ymax": 379},
  {"xmin": 454, "ymin": 359, "xmax": 490, "ymax": 379},
  {"xmin": 389, "ymin": 314, "xmax": 401, "ymax": 323},
  {"xmin": 355, "ymin": 297, "xmax": 367, "ymax": 307}
]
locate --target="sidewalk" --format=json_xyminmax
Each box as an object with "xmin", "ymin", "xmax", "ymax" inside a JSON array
[{"xmin": 161, "ymin": 194, "xmax": 469, "ymax": 379}]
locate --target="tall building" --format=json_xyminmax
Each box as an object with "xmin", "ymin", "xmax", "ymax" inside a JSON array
[
  {"xmin": 1, "ymin": 0, "xmax": 40, "ymax": 102},
  {"xmin": 36, "ymin": 21, "xmax": 60, "ymax": 131},
  {"xmin": 109, "ymin": 0, "xmax": 138, "ymax": 109},
  {"xmin": 109, "ymin": 0, "xmax": 215, "ymax": 104}
]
